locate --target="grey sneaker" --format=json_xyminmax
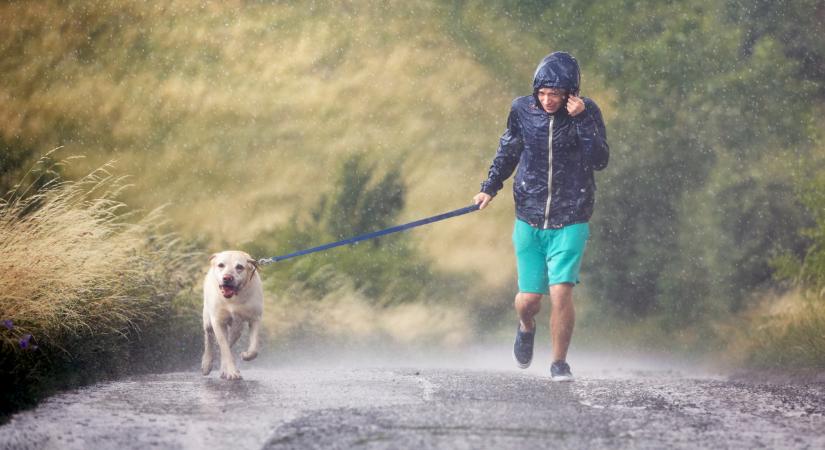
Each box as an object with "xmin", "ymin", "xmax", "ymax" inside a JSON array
[
  {"xmin": 513, "ymin": 322, "xmax": 535, "ymax": 369},
  {"xmin": 550, "ymin": 360, "xmax": 574, "ymax": 382}
]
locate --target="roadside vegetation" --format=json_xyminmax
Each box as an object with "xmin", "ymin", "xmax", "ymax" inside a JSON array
[
  {"xmin": 735, "ymin": 171, "xmax": 825, "ymax": 369},
  {"xmin": 247, "ymin": 154, "xmax": 494, "ymax": 347},
  {"xmin": 0, "ymin": 154, "xmax": 203, "ymax": 420}
]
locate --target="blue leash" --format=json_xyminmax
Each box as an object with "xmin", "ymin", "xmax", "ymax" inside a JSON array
[{"xmin": 258, "ymin": 204, "xmax": 480, "ymax": 265}]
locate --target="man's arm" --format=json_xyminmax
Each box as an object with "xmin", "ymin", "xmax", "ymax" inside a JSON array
[
  {"xmin": 476, "ymin": 105, "xmax": 524, "ymax": 208},
  {"xmin": 575, "ymin": 98, "xmax": 609, "ymax": 171}
]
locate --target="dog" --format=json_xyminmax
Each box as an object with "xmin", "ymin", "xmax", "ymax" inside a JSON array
[{"xmin": 202, "ymin": 250, "xmax": 263, "ymax": 380}]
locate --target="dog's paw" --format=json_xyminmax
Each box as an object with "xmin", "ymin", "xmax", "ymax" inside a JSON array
[
  {"xmin": 220, "ymin": 368, "xmax": 242, "ymax": 380},
  {"xmin": 241, "ymin": 351, "xmax": 258, "ymax": 361},
  {"xmin": 201, "ymin": 358, "xmax": 213, "ymax": 376}
]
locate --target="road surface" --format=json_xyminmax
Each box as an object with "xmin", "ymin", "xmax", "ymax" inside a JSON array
[{"xmin": 1, "ymin": 346, "xmax": 824, "ymax": 449}]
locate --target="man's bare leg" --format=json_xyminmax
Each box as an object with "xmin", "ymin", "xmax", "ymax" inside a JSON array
[
  {"xmin": 549, "ymin": 283, "xmax": 575, "ymax": 362},
  {"xmin": 514, "ymin": 292, "xmax": 542, "ymax": 332}
]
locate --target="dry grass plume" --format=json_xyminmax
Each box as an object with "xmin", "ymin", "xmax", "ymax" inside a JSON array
[{"xmin": 0, "ymin": 152, "xmax": 201, "ymax": 353}]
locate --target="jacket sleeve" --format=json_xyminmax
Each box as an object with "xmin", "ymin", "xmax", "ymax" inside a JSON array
[
  {"xmin": 576, "ymin": 98, "xmax": 609, "ymax": 171},
  {"xmin": 480, "ymin": 104, "xmax": 524, "ymax": 197}
]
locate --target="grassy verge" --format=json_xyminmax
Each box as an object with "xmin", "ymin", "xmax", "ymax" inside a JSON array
[
  {"xmin": 0, "ymin": 155, "xmax": 203, "ymax": 421},
  {"xmin": 722, "ymin": 290, "xmax": 825, "ymax": 370}
]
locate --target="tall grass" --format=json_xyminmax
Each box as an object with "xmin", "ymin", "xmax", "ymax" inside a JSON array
[
  {"xmin": 0, "ymin": 154, "xmax": 203, "ymax": 419},
  {"xmin": 729, "ymin": 291, "xmax": 825, "ymax": 369}
]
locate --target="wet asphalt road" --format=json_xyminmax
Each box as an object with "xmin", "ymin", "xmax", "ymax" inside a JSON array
[{"xmin": 1, "ymin": 347, "xmax": 824, "ymax": 449}]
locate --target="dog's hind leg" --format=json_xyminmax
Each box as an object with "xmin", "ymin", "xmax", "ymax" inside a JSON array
[
  {"xmin": 201, "ymin": 325, "xmax": 215, "ymax": 376},
  {"xmin": 242, "ymin": 319, "xmax": 260, "ymax": 361}
]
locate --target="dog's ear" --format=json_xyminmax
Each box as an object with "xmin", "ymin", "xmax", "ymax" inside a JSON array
[
  {"xmin": 245, "ymin": 259, "xmax": 260, "ymax": 281},
  {"xmin": 209, "ymin": 253, "xmax": 218, "ymax": 264}
]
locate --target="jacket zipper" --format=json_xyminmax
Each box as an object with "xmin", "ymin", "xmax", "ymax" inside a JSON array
[{"xmin": 542, "ymin": 115, "xmax": 554, "ymax": 229}]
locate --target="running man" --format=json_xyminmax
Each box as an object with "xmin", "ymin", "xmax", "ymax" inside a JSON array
[{"xmin": 473, "ymin": 51, "xmax": 609, "ymax": 381}]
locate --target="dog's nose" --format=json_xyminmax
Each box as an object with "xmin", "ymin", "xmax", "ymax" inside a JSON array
[{"xmin": 222, "ymin": 275, "xmax": 233, "ymax": 283}]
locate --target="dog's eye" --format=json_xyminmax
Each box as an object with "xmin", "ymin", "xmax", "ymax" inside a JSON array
[
  {"xmin": 235, "ymin": 264, "xmax": 244, "ymax": 271},
  {"xmin": 217, "ymin": 263, "xmax": 225, "ymax": 268}
]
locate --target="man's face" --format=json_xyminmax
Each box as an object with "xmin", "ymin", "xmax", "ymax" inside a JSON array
[{"xmin": 537, "ymin": 87, "xmax": 567, "ymax": 113}]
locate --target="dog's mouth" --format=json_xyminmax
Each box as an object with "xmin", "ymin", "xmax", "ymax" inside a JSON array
[{"xmin": 219, "ymin": 284, "xmax": 237, "ymax": 298}]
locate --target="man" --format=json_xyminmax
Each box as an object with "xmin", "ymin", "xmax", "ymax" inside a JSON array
[{"xmin": 473, "ymin": 51, "xmax": 609, "ymax": 381}]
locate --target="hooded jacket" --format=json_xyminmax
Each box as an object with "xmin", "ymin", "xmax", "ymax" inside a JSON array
[{"xmin": 480, "ymin": 52, "xmax": 609, "ymax": 229}]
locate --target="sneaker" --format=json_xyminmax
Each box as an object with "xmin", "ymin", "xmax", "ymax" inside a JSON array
[
  {"xmin": 513, "ymin": 322, "xmax": 535, "ymax": 369},
  {"xmin": 550, "ymin": 360, "xmax": 574, "ymax": 382}
]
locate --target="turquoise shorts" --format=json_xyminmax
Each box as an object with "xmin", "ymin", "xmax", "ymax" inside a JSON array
[{"xmin": 512, "ymin": 219, "xmax": 590, "ymax": 294}]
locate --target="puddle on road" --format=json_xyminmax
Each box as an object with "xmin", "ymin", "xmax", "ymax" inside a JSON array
[{"xmin": 0, "ymin": 367, "xmax": 435, "ymax": 450}]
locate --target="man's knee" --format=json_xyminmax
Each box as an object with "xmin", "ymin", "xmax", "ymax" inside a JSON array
[
  {"xmin": 516, "ymin": 292, "xmax": 543, "ymax": 305},
  {"xmin": 515, "ymin": 292, "xmax": 542, "ymax": 313}
]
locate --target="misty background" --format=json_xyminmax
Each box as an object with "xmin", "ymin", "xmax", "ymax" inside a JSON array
[{"xmin": 2, "ymin": 0, "xmax": 824, "ymax": 416}]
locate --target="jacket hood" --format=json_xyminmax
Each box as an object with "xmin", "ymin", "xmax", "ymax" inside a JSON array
[{"xmin": 532, "ymin": 52, "xmax": 580, "ymax": 94}]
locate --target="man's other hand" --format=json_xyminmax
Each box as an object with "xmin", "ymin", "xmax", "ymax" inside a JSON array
[{"xmin": 473, "ymin": 192, "xmax": 492, "ymax": 210}]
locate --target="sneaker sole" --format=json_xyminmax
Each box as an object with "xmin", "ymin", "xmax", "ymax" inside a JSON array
[
  {"xmin": 513, "ymin": 352, "xmax": 532, "ymax": 369},
  {"xmin": 551, "ymin": 375, "xmax": 574, "ymax": 382}
]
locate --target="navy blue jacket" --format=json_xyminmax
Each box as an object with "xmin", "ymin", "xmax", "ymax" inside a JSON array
[{"xmin": 480, "ymin": 52, "xmax": 609, "ymax": 229}]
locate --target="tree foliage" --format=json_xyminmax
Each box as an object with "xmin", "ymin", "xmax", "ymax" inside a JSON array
[{"xmin": 312, "ymin": 153, "xmax": 406, "ymax": 242}]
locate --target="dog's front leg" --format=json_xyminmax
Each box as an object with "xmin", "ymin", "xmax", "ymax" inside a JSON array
[
  {"xmin": 211, "ymin": 318, "xmax": 242, "ymax": 380},
  {"xmin": 241, "ymin": 319, "xmax": 261, "ymax": 361},
  {"xmin": 201, "ymin": 326, "xmax": 215, "ymax": 375}
]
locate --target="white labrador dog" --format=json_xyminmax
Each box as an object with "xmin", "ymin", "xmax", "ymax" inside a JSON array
[{"xmin": 202, "ymin": 250, "xmax": 263, "ymax": 380}]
